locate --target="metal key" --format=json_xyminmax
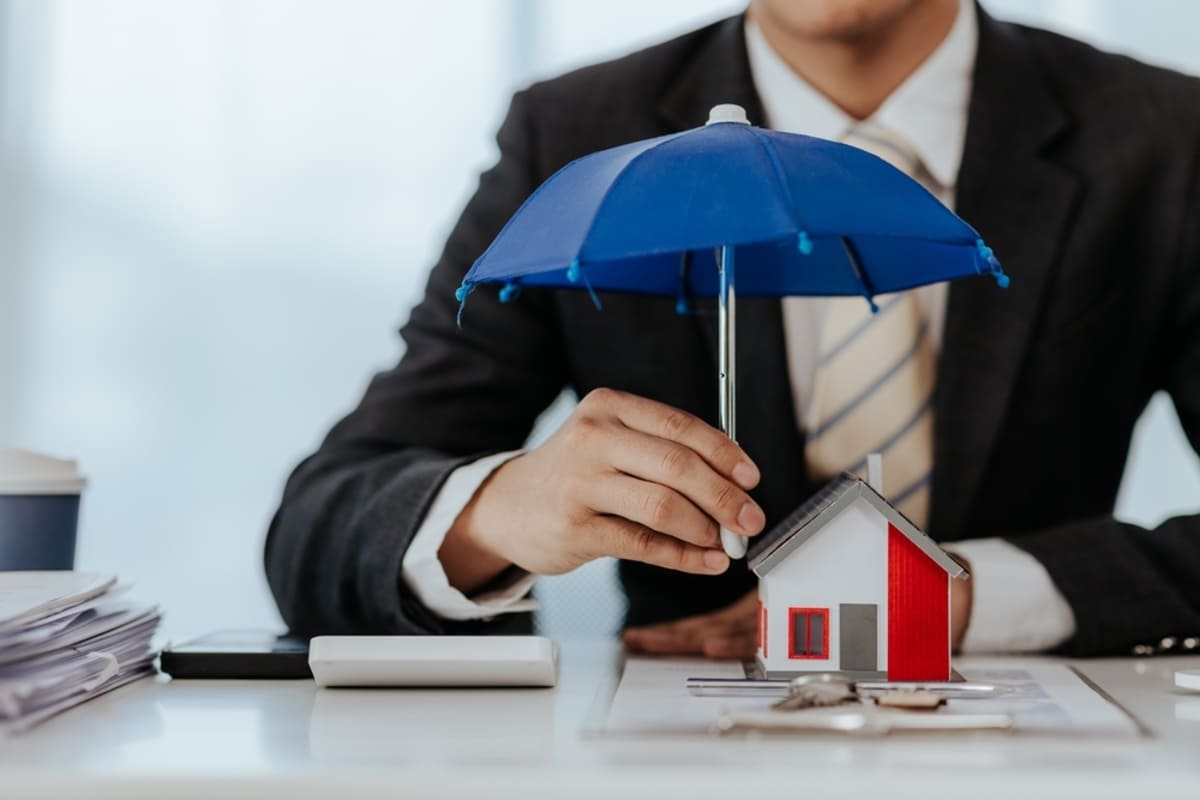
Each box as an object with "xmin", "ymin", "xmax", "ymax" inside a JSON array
[{"xmin": 772, "ymin": 673, "xmax": 858, "ymax": 710}]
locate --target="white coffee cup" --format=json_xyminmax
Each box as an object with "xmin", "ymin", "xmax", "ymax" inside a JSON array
[{"xmin": 0, "ymin": 449, "xmax": 88, "ymax": 570}]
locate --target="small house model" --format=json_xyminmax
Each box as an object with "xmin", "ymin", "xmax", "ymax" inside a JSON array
[{"xmin": 748, "ymin": 471, "xmax": 968, "ymax": 681}]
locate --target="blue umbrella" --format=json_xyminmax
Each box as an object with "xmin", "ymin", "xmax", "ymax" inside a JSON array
[{"xmin": 456, "ymin": 104, "xmax": 1007, "ymax": 558}]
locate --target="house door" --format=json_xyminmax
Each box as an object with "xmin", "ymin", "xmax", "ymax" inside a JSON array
[{"xmin": 838, "ymin": 603, "xmax": 878, "ymax": 672}]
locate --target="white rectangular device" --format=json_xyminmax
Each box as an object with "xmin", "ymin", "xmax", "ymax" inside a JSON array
[{"xmin": 308, "ymin": 635, "xmax": 559, "ymax": 688}]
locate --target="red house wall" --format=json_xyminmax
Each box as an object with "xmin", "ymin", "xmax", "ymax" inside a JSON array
[{"xmin": 887, "ymin": 523, "xmax": 950, "ymax": 681}]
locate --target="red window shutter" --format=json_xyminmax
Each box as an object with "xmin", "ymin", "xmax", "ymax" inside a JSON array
[
  {"xmin": 887, "ymin": 523, "xmax": 950, "ymax": 680},
  {"xmin": 756, "ymin": 600, "xmax": 763, "ymax": 656},
  {"xmin": 762, "ymin": 603, "xmax": 768, "ymax": 659}
]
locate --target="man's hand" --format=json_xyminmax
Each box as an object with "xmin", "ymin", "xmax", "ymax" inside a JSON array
[
  {"xmin": 439, "ymin": 388, "xmax": 766, "ymax": 593},
  {"xmin": 622, "ymin": 570, "xmax": 975, "ymax": 661},
  {"xmin": 623, "ymin": 591, "xmax": 761, "ymax": 659}
]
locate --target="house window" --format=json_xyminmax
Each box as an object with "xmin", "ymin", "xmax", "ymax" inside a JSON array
[{"xmin": 788, "ymin": 608, "xmax": 830, "ymax": 660}]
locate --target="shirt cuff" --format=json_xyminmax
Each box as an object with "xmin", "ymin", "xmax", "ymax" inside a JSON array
[
  {"xmin": 401, "ymin": 450, "xmax": 539, "ymax": 621},
  {"xmin": 946, "ymin": 537, "xmax": 1077, "ymax": 653}
]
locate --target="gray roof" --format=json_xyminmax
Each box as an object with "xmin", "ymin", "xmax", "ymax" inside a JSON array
[{"xmin": 747, "ymin": 473, "xmax": 968, "ymax": 579}]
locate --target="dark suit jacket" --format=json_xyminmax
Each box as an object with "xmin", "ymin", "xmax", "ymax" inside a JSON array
[{"xmin": 265, "ymin": 9, "xmax": 1200, "ymax": 656}]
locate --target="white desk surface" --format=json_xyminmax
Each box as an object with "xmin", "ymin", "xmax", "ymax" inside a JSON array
[{"xmin": 3, "ymin": 641, "xmax": 1199, "ymax": 799}]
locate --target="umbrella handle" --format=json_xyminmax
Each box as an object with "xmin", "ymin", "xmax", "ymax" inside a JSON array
[
  {"xmin": 720, "ymin": 528, "xmax": 748, "ymax": 560},
  {"xmin": 716, "ymin": 244, "xmax": 747, "ymax": 561}
]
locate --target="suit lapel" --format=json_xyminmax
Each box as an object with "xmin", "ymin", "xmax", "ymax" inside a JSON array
[
  {"xmin": 657, "ymin": 17, "xmax": 808, "ymax": 516},
  {"xmin": 931, "ymin": 10, "xmax": 1080, "ymax": 538}
]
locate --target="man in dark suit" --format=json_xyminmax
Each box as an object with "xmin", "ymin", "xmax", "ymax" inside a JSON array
[{"xmin": 265, "ymin": 0, "xmax": 1200, "ymax": 658}]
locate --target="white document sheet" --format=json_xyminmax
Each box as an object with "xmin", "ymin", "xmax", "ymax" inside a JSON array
[
  {"xmin": 954, "ymin": 665, "xmax": 1140, "ymax": 735},
  {"xmin": 0, "ymin": 572, "xmax": 116, "ymax": 632},
  {"xmin": 0, "ymin": 597, "xmax": 152, "ymax": 664},
  {"xmin": 603, "ymin": 657, "xmax": 761, "ymax": 734},
  {"xmin": 603, "ymin": 657, "xmax": 1141, "ymax": 737}
]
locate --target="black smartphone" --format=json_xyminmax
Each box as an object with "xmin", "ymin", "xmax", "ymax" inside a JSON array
[{"xmin": 160, "ymin": 630, "xmax": 311, "ymax": 679}]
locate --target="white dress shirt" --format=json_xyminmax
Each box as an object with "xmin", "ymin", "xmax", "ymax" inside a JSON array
[{"xmin": 401, "ymin": 0, "xmax": 1077, "ymax": 651}]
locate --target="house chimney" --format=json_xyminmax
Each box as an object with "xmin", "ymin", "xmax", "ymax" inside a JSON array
[{"xmin": 866, "ymin": 453, "xmax": 883, "ymax": 494}]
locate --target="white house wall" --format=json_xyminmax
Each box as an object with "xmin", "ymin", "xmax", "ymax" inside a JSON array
[{"xmin": 759, "ymin": 497, "xmax": 890, "ymax": 674}]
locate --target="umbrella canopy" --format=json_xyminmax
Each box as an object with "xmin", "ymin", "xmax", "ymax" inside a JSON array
[
  {"xmin": 456, "ymin": 104, "xmax": 1007, "ymax": 560},
  {"xmin": 458, "ymin": 105, "xmax": 1006, "ymax": 309}
]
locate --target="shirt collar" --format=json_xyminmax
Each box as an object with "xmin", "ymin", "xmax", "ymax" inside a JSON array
[{"xmin": 744, "ymin": 0, "xmax": 977, "ymax": 189}]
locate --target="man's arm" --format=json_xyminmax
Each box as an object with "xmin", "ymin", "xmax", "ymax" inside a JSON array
[
  {"xmin": 948, "ymin": 538, "xmax": 1074, "ymax": 652},
  {"xmin": 264, "ymin": 91, "xmax": 568, "ymax": 637},
  {"xmin": 1006, "ymin": 140, "xmax": 1200, "ymax": 658},
  {"xmin": 400, "ymin": 450, "xmax": 537, "ymax": 621},
  {"xmin": 1006, "ymin": 514, "xmax": 1200, "ymax": 656},
  {"xmin": 264, "ymin": 90, "xmax": 766, "ymax": 637}
]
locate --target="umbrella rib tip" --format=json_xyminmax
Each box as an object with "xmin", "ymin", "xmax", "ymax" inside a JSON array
[
  {"xmin": 455, "ymin": 280, "xmax": 475, "ymax": 327},
  {"xmin": 975, "ymin": 238, "xmax": 1010, "ymax": 288},
  {"xmin": 499, "ymin": 282, "xmax": 521, "ymax": 303},
  {"xmin": 567, "ymin": 258, "xmax": 603, "ymax": 311},
  {"xmin": 797, "ymin": 231, "xmax": 814, "ymax": 255}
]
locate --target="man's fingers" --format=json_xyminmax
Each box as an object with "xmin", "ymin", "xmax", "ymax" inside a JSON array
[
  {"xmin": 622, "ymin": 588, "xmax": 762, "ymax": 658},
  {"xmin": 714, "ymin": 614, "xmax": 758, "ymax": 636},
  {"xmin": 588, "ymin": 516, "xmax": 728, "ymax": 576},
  {"xmin": 622, "ymin": 628, "xmax": 756, "ymax": 659},
  {"xmin": 622, "ymin": 626, "xmax": 705, "ymax": 655},
  {"xmin": 623, "ymin": 610, "xmax": 754, "ymax": 650},
  {"xmin": 626, "ymin": 612, "xmax": 745, "ymax": 640},
  {"xmin": 582, "ymin": 389, "xmax": 760, "ymax": 490},
  {"xmin": 586, "ymin": 474, "xmax": 720, "ymax": 549},
  {"xmin": 601, "ymin": 426, "xmax": 765, "ymax": 538},
  {"xmin": 701, "ymin": 634, "xmax": 758, "ymax": 660}
]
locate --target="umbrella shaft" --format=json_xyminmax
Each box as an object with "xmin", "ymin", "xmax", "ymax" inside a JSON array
[{"xmin": 718, "ymin": 245, "xmax": 736, "ymax": 443}]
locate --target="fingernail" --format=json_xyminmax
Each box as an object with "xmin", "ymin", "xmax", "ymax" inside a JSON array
[
  {"xmin": 737, "ymin": 502, "xmax": 765, "ymax": 533},
  {"xmin": 703, "ymin": 550, "xmax": 729, "ymax": 571},
  {"xmin": 731, "ymin": 461, "xmax": 759, "ymax": 489}
]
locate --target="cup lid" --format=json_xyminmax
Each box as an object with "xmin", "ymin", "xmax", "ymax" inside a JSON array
[{"xmin": 0, "ymin": 449, "xmax": 88, "ymax": 495}]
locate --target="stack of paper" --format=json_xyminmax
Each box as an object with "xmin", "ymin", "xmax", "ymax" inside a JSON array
[{"xmin": 0, "ymin": 571, "xmax": 160, "ymax": 736}]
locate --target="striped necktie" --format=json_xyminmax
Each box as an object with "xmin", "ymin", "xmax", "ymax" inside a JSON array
[{"xmin": 803, "ymin": 122, "xmax": 937, "ymax": 527}]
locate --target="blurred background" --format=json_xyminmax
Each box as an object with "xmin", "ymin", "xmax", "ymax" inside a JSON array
[{"xmin": 2, "ymin": 0, "xmax": 1198, "ymax": 640}]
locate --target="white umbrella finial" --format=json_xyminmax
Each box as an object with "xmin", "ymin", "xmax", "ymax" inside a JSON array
[{"xmin": 707, "ymin": 104, "xmax": 749, "ymax": 125}]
